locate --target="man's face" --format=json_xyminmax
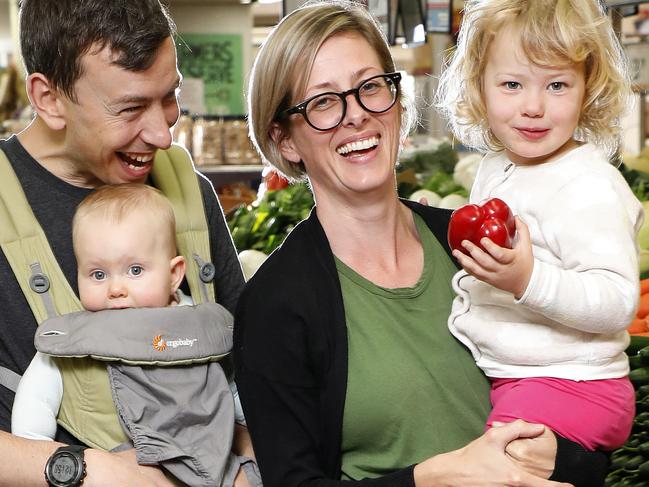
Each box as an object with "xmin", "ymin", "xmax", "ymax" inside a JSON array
[{"xmin": 58, "ymin": 37, "xmax": 181, "ymax": 187}]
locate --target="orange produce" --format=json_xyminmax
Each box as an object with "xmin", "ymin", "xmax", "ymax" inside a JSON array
[{"xmin": 629, "ymin": 279, "xmax": 649, "ymax": 335}]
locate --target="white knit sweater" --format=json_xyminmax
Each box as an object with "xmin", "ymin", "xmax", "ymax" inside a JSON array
[{"xmin": 448, "ymin": 143, "xmax": 644, "ymax": 380}]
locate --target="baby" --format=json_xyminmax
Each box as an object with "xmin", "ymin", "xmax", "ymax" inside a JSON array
[{"xmin": 13, "ymin": 183, "xmax": 256, "ymax": 487}]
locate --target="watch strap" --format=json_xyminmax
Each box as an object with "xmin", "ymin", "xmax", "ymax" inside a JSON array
[{"xmin": 57, "ymin": 444, "xmax": 87, "ymax": 454}]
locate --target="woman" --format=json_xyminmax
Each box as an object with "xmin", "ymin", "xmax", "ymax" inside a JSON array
[{"xmin": 234, "ymin": 1, "xmax": 605, "ymax": 485}]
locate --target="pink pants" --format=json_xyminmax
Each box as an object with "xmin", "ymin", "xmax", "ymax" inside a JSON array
[{"xmin": 487, "ymin": 377, "xmax": 635, "ymax": 451}]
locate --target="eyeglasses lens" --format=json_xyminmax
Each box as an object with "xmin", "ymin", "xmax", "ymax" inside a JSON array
[{"xmin": 305, "ymin": 75, "xmax": 398, "ymax": 130}]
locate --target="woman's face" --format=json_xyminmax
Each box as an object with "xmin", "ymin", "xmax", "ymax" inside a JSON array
[{"xmin": 278, "ymin": 33, "xmax": 401, "ymax": 205}]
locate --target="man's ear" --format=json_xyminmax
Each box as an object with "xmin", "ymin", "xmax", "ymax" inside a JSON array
[
  {"xmin": 169, "ymin": 255, "xmax": 187, "ymax": 294},
  {"xmin": 25, "ymin": 73, "xmax": 67, "ymax": 131},
  {"xmin": 270, "ymin": 122, "xmax": 302, "ymax": 164}
]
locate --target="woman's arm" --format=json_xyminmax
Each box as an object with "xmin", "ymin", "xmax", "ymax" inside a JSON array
[
  {"xmin": 506, "ymin": 428, "xmax": 610, "ymax": 487},
  {"xmin": 414, "ymin": 421, "xmax": 573, "ymax": 487}
]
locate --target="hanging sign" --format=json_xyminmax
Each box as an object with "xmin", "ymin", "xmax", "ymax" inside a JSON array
[
  {"xmin": 426, "ymin": 1, "xmax": 452, "ymax": 33},
  {"xmin": 177, "ymin": 33, "xmax": 244, "ymax": 115}
]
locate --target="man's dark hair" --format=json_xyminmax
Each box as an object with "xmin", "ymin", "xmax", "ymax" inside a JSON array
[{"xmin": 19, "ymin": 0, "xmax": 176, "ymax": 101}]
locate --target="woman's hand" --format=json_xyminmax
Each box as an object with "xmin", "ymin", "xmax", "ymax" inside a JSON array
[
  {"xmin": 413, "ymin": 420, "xmax": 572, "ymax": 487},
  {"xmin": 452, "ymin": 217, "xmax": 534, "ymax": 299},
  {"xmin": 499, "ymin": 421, "xmax": 557, "ymax": 479}
]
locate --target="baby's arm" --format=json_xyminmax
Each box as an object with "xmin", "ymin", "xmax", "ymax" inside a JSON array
[
  {"xmin": 229, "ymin": 380, "xmax": 246, "ymax": 426},
  {"xmin": 11, "ymin": 352, "xmax": 63, "ymax": 440}
]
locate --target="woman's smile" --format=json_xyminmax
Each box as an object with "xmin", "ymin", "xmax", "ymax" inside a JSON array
[{"xmin": 335, "ymin": 135, "xmax": 380, "ymax": 157}]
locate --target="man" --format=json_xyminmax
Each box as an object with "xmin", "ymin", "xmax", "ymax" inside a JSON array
[{"xmin": 0, "ymin": 1, "xmax": 248, "ymax": 485}]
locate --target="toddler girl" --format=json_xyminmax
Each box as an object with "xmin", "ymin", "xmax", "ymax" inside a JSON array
[{"xmin": 437, "ymin": 0, "xmax": 642, "ymax": 454}]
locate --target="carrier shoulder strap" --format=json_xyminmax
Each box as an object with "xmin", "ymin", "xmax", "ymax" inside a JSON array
[
  {"xmin": 0, "ymin": 148, "xmax": 84, "ymax": 393},
  {"xmin": 0, "ymin": 148, "xmax": 83, "ymax": 325},
  {"xmin": 151, "ymin": 143, "xmax": 216, "ymax": 304}
]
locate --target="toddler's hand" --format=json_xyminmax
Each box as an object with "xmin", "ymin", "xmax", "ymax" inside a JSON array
[{"xmin": 452, "ymin": 216, "xmax": 533, "ymax": 298}]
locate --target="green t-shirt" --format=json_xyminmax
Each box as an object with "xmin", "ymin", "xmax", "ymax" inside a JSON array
[{"xmin": 337, "ymin": 212, "xmax": 491, "ymax": 481}]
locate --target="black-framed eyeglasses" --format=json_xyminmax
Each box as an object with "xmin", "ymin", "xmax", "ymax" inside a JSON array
[{"xmin": 280, "ymin": 72, "xmax": 402, "ymax": 131}]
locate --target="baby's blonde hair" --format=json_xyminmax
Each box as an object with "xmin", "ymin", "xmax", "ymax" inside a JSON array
[
  {"xmin": 436, "ymin": 0, "xmax": 631, "ymax": 157},
  {"xmin": 72, "ymin": 183, "xmax": 177, "ymax": 257}
]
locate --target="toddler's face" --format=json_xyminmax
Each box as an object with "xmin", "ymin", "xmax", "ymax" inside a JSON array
[
  {"xmin": 482, "ymin": 26, "xmax": 585, "ymax": 165},
  {"xmin": 75, "ymin": 211, "xmax": 183, "ymax": 311}
]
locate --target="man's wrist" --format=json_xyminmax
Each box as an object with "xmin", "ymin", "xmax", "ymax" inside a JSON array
[{"xmin": 44, "ymin": 445, "xmax": 87, "ymax": 487}]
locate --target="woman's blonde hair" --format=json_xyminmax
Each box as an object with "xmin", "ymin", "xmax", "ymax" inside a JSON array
[
  {"xmin": 247, "ymin": 0, "xmax": 415, "ymax": 181},
  {"xmin": 436, "ymin": 0, "xmax": 632, "ymax": 157},
  {"xmin": 72, "ymin": 183, "xmax": 178, "ymax": 256}
]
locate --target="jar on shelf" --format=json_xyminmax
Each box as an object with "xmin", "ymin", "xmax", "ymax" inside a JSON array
[
  {"xmin": 172, "ymin": 109, "xmax": 193, "ymax": 154},
  {"xmin": 243, "ymin": 129, "xmax": 261, "ymax": 164},
  {"xmin": 192, "ymin": 115, "xmax": 224, "ymax": 166},
  {"xmin": 223, "ymin": 116, "xmax": 248, "ymax": 165}
]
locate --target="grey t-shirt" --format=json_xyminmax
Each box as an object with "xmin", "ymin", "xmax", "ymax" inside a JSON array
[{"xmin": 0, "ymin": 135, "xmax": 245, "ymax": 439}]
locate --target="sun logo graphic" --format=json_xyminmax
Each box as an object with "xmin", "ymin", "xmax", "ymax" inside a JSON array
[{"xmin": 152, "ymin": 335, "xmax": 167, "ymax": 352}]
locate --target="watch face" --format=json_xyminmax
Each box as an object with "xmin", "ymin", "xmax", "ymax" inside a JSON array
[
  {"xmin": 51, "ymin": 455, "xmax": 78, "ymax": 482},
  {"xmin": 46, "ymin": 449, "xmax": 85, "ymax": 487}
]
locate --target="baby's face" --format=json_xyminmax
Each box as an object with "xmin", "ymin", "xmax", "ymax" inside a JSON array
[{"xmin": 75, "ymin": 212, "xmax": 180, "ymax": 311}]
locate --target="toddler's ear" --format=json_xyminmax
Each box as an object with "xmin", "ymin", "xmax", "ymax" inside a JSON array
[{"xmin": 169, "ymin": 256, "xmax": 186, "ymax": 293}]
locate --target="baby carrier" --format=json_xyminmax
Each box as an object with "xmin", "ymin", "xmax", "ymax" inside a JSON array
[{"xmin": 0, "ymin": 144, "xmax": 243, "ymax": 487}]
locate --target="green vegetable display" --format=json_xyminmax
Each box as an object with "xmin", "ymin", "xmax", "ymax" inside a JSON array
[
  {"xmin": 421, "ymin": 171, "xmax": 467, "ymax": 198},
  {"xmin": 397, "ymin": 140, "xmax": 466, "ymax": 199},
  {"xmin": 398, "ymin": 140, "xmax": 459, "ymax": 176},
  {"xmin": 606, "ymin": 337, "xmax": 649, "ymax": 486},
  {"xmin": 621, "ymin": 165, "xmax": 649, "ymax": 203},
  {"xmin": 227, "ymin": 183, "xmax": 314, "ymax": 254}
]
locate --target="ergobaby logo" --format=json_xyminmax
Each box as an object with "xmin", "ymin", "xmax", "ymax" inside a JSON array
[{"xmin": 152, "ymin": 335, "xmax": 198, "ymax": 352}]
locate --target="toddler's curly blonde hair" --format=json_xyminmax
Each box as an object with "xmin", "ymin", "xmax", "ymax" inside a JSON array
[{"xmin": 436, "ymin": 0, "xmax": 632, "ymax": 158}]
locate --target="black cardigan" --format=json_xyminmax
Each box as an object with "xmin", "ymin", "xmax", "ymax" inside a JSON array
[{"xmin": 234, "ymin": 200, "xmax": 607, "ymax": 487}]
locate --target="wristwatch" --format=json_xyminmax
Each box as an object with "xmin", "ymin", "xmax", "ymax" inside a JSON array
[{"xmin": 44, "ymin": 445, "xmax": 87, "ymax": 487}]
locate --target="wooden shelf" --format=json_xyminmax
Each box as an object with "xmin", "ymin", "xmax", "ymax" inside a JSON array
[
  {"xmin": 198, "ymin": 164, "xmax": 264, "ymax": 174},
  {"xmin": 197, "ymin": 164, "xmax": 264, "ymax": 188}
]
